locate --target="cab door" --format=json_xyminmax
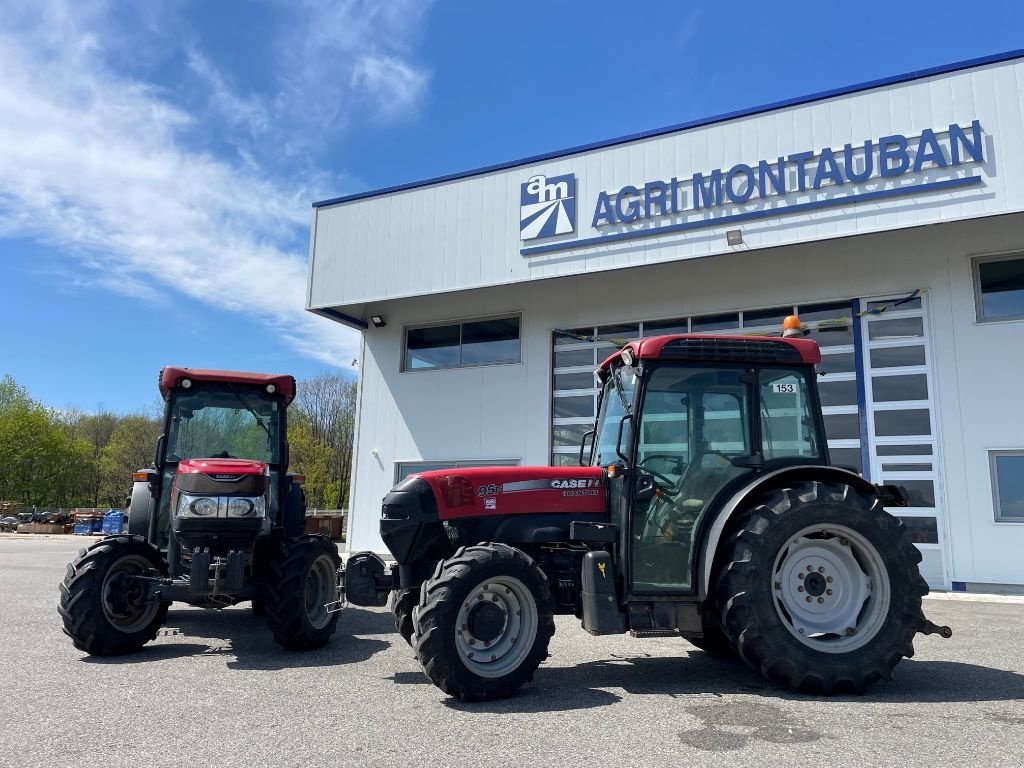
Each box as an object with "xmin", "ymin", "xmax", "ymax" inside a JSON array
[{"xmin": 629, "ymin": 365, "xmax": 752, "ymax": 593}]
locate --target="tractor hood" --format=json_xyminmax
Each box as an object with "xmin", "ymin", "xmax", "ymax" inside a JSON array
[
  {"xmin": 412, "ymin": 465, "xmax": 606, "ymax": 520},
  {"xmin": 174, "ymin": 458, "xmax": 269, "ymax": 497}
]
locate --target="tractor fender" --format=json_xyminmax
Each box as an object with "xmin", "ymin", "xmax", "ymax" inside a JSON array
[
  {"xmin": 126, "ymin": 480, "xmax": 155, "ymax": 539},
  {"xmin": 697, "ymin": 465, "xmax": 876, "ymax": 601}
]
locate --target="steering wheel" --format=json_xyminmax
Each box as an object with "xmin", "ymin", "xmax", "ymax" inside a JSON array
[
  {"xmin": 636, "ymin": 454, "xmax": 685, "ymax": 487},
  {"xmin": 212, "ymin": 451, "xmax": 235, "ymax": 459}
]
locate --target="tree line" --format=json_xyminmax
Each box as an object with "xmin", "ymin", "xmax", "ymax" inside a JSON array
[{"xmin": 0, "ymin": 373, "xmax": 356, "ymax": 511}]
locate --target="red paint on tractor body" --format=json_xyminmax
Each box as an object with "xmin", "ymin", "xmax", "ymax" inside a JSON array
[
  {"xmin": 598, "ymin": 333, "xmax": 821, "ymax": 370},
  {"xmin": 412, "ymin": 466, "xmax": 607, "ymax": 521},
  {"xmin": 176, "ymin": 458, "xmax": 269, "ymax": 477},
  {"xmin": 159, "ymin": 367, "xmax": 296, "ymax": 404}
]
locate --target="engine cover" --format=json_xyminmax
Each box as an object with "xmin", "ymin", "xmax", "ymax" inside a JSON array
[{"xmin": 413, "ymin": 465, "xmax": 606, "ymax": 520}]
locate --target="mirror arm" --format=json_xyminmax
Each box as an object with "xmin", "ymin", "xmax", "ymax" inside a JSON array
[{"xmin": 615, "ymin": 414, "xmax": 632, "ymax": 466}]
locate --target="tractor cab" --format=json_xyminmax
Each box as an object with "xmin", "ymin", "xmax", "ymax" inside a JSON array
[
  {"xmin": 59, "ymin": 367, "xmax": 341, "ymax": 658},
  {"xmin": 151, "ymin": 370, "xmax": 295, "ymax": 552},
  {"xmin": 588, "ymin": 334, "xmax": 826, "ymax": 596}
]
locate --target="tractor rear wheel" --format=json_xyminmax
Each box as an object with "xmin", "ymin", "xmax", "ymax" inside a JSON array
[
  {"xmin": 413, "ymin": 543, "xmax": 555, "ymax": 701},
  {"xmin": 389, "ymin": 588, "xmax": 418, "ymax": 646},
  {"xmin": 265, "ymin": 535, "xmax": 341, "ymax": 650},
  {"xmin": 714, "ymin": 481, "xmax": 928, "ymax": 694},
  {"xmin": 686, "ymin": 619, "xmax": 736, "ymax": 659},
  {"xmin": 58, "ymin": 535, "xmax": 168, "ymax": 655}
]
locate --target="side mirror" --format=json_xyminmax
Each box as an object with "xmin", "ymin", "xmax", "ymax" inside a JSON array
[
  {"xmin": 578, "ymin": 430, "xmax": 595, "ymax": 467},
  {"xmin": 615, "ymin": 414, "xmax": 632, "ymax": 465},
  {"xmin": 635, "ymin": 474, "xmax": 657, "ymax": 502}
]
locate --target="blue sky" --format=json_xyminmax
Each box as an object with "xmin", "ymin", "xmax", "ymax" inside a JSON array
[{"xmin": 1, "ymin": 0, "xmax": 1021, "ymax": 414}]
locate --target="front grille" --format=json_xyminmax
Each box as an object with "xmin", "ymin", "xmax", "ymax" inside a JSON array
[{"xmin": 659, "ymin": 338, "xmax": 803, "ymax": 364}]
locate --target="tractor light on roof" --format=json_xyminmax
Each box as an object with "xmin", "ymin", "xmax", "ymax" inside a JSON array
[
  {"xmin": 782, "ymin": 315, "xmax": 804, "ymax": 338},
  {"xmin": 620, "ymin": 347, "xmax": 635, "ymax": 366},
  {"xmin": 266, "ymin": 383, "xmax": 277, "ymax": 394},
  {"xmin": 181, "ymin": 378, "xmax": 192, "ymax": 389}
]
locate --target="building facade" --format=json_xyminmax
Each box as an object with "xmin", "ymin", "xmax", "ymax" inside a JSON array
[{"xmin": 306, "ymin": 51, "xmax": 1024, "ymax": 591}]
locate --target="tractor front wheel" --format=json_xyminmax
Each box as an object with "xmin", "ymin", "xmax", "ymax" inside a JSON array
[
  {"xmin": 58, "ymin": 535, "xmax": 168, "ymax": 655},
  {"xmin": 265, "ymin": 535, "xmax": 341, "ymax": 650},
  {"xmin": 715, "ymin": 481, "xmax": 928, "ymax": 694},
  {"xmin": 413, "ymin": 543, "xmax": 555, "ymax": 701},
  {"xmin": 389, "ymin": 588, "xmax": 418, "ymax": 646}
]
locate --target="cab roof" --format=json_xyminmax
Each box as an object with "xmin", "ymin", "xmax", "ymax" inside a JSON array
[
  {"xmin": 159, "ymin": 367, "xmax": 296, "ymax": 404},
  {"xmin": 598, "ymin": 334, "xmax": 821, "ymax": 372}
]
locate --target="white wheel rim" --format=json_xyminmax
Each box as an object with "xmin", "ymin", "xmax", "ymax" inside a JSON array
[
  {"xmin": 304, "ymin": 554, "xmax": 336, "ymax": 630},
  {"xmin": 101, "ymin": 554, "xmax": 160, "ymax": 633},
  {"xmin": 455, "ymin": 576, "xmax": 538, "ymax": 679},
  {"xmin": 772, "ymin": 524, "xmax": 890, "ymax": 653}
]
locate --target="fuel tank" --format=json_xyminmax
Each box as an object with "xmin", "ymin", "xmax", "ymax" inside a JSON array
[{"xmin": 412, "ymin": 465, "xmax": 607, "ymax": 520}]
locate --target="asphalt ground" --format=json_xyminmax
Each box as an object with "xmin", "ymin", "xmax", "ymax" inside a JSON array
[{"xmin": 1, "ymin": 535, "xmax": 1023, "ymax": 768}]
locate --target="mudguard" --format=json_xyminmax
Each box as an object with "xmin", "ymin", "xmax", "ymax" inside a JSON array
[{"xmin": 697, "ymin": 465, "xmax": 876, "ymax": 600}]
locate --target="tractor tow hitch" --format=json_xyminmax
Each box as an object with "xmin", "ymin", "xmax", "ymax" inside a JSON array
[{"xmin": 919, "ymin": 619, "xmax": 953, "ymax": 638}]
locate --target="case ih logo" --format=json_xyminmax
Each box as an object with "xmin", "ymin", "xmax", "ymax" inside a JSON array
[
  {"xmin": 520, "ymin": 173, "xmax": 576, "ymax": 240},
  {"xmin": 550, "ymin": 478, "xmax": 601, "ymax": 490}
]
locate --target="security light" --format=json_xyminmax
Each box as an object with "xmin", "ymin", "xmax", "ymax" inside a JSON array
[
  {"xmin": 370, "ymin": 315, "xmax": 386, "ymax": 328},
  {"xmin": 726, "ymin": 229, "xmax": 743, "ymax": 246}
]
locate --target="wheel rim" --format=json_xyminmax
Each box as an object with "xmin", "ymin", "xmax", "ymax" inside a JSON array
[
  {"xmin": 772, "ymin": 524, "xmax": 890, "ymax": 653},
  {"xmin": 303, "ymin": 554, "xmax": 336, "ymax": 630},
  {"xmin": 101, "ymin": 555, "xmax": 160, "ymax": 633},
  {"xmin": 455, "ymin": 576, "xmax": 538, "ymax": 679}
]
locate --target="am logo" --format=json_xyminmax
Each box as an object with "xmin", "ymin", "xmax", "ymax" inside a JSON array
[{"xmin": 520, "ymin": 173, "xmax": 576, "ymax": 240}]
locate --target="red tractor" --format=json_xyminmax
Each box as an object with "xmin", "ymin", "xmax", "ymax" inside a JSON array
[
  {"xmin": 343, "ymin": 325, "xmax": 951, "ymax": 701},
  {"xmin": 59, "ymin": 368, "xmax": 341, "ymax": 655}
]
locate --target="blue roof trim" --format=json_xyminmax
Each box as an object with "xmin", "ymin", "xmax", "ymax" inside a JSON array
[{"xmin": 312, "ymin": 49, "xmax": 1024, "ymax": 209}]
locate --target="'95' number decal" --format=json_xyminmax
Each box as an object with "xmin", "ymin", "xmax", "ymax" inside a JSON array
[{"xmin": 477, "ymin": 484, "xmax": 500, "ymax": 497}]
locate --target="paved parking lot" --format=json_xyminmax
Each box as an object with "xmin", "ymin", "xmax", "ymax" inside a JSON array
[{"xmin": 2, "ymin": 535, "xmax": 1023, "ymax": 768}]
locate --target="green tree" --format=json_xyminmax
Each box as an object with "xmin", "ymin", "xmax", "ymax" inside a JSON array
[{"xmin": 98, "ymin": 415, "xmax": 162, "ymax": 506}]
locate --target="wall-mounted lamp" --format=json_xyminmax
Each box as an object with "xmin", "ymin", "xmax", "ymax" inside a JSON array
[
  {"xmin": 726, "ymin": 229, "xmax": 743, "ymax": 246},
  {"xmin": 370, "ymin": 315, "xmax": 386, "ymax": 328}
]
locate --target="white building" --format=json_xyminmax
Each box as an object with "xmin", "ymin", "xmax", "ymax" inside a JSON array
[{"xmin": 307, "ymin": 51, "xmax": 1024, "ymax": 591}]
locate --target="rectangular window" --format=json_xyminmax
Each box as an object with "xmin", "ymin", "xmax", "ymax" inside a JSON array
[
  {"xmin": 990, "ymin": 451, "xmax": 1024, "ymax": 522},
  {"xmin": 404, "ymin": 316, "xmax": 520, "ymax": 371},
  {"xmin": 759, "ymin": 368, "xmax": 821, "ymax": 460},
  {"xmin": 975, "ymin": 255, "xmax": 1024, "ymax": 322}
]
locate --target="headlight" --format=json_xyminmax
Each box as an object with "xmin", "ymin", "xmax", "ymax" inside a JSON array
[
  {"xmin": 177, "ymin": 494, "xmax": 218, "ymax": 517},
  {"xmin": 176, "ymin": 494, "xmax": 266, "ymax": 518},
  {"xmin": 227, "ymin": 497, "xmax": 265, "ymax": 517}
]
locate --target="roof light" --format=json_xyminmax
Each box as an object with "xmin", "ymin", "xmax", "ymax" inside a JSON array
[
  {"xmin": 266, "ymin": 383, "xmax": 277, "ymax": 394},
  {"xmin": 782, "ymin": 315, "xmax": 803, "ymax": 338},
  {"xmin": 181, "ymin": 378, "xmax": 192, "ymax": 389},
  {"xmin": 620, "ymin": 347, "xmax": 635, "ymax": 366}
]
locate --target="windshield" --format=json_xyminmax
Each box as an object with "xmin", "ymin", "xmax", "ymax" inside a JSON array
[
  {"xmin": 590, "ymin": 364, "xmax": 636, "ymax": 466},
  {"xmin": 165, "ymin": 387, "xmax": 281, "ymax": 464}
]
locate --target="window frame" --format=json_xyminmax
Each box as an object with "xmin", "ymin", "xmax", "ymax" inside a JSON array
[
  {"xmin": 989, "ymin": 450, "xmax": 1024, "ymax": 523},
  {"xmin": 402, "ymin": 313, "xmax": 523, "ymax": 372},
  {"xmin": 972, "ymin": 252, "xmax": 1024, "ymax": 324}
]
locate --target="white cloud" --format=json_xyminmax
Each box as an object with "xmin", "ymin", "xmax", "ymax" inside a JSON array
[
  {"xmin": 351, "ymin": 54, "xmax": 430, "ymax": 119},
  {"xmin": 0, "ymin": 0, "xmax": 433, "ymax": 369}
]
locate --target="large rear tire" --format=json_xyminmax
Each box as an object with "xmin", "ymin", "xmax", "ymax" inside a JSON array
[
  {"xmin": 686, "ymin": 619, "xmax": 736, "ymax": 659},
  {"xmin": 389, "ymin": 588, "xmax": 418, "ymax": 646},
  {"xmin": 265, "ymin": 535, "xmax": 341, "ymax": 650},
  {"xmin": 413, "ymin": 543, "xmax": 555, "ymax": 701},
  {"xmin": 58, "ymin": 535, "xmax": 169, "ymax": 655},
  {"xmin": 714, "ymin": 481, "xmax": 928, "ymax": 694}
]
